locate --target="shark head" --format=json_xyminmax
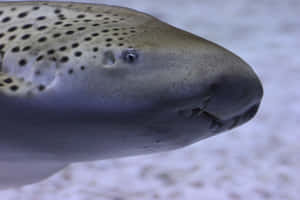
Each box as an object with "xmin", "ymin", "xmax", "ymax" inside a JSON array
[
  {"xmin": 0, "ymin": 1, "xmax": 264, "ymax": 189},
  {"xmin": 0, "ymin": 2, "xmax": 263, "ymax": 161},
  {"xmin": 89, "ymin": 19, "xmax": 263, "ymax": 152}
]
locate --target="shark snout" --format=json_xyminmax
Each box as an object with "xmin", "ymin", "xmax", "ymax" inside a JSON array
[
  {"xmin": 174, "ymin": 49, "xmax": 263, "ymax": 133},
  {"xmin": 204, "ymin": 56, "xmax": 263, "ymax": 122}
]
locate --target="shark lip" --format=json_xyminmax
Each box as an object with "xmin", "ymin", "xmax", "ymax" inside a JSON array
[{"xmin": 177, "ymin": 103, "xmax": 260, "ymax": 133}]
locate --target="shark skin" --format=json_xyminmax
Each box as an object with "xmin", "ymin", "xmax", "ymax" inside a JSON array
[{"xmin": 0, "ymin": 1, "xmax": 263, "ymax": 189}]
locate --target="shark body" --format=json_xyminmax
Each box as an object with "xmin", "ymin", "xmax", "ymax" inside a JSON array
[{"xmin": 0, "ymin": 1, "xmax": 263, "ymax": 189}]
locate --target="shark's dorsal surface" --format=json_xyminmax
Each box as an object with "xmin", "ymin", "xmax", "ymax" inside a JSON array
[
  {"xmin": 0, "ymin": 1, "xmax": 154, "ymax": 97},
  {"xmin": 0, "ymin": 1, "xmax": 263, "ymax": 189}
]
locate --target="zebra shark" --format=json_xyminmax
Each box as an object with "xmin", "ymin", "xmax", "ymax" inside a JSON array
[{"xmin": 0, "ymin": 1, "xmax": 263, "ymax": 189}]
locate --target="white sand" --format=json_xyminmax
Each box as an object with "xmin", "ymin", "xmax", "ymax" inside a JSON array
[{"xmin": 0, "ymin": 0, "xmax": 299, "ymax": 199}]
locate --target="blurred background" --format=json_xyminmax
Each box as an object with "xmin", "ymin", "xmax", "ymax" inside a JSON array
[{"xmin": 1, "ymin": 0, "xmax": 299, "ymax": 199}]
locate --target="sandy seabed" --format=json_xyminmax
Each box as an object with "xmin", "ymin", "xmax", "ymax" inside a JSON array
[{"xmin": 0, "ymin": 0, "xmax": 299, "ymax": 199}]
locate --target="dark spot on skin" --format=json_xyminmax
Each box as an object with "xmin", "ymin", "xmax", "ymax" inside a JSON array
[
  {"xmin": 0, "ymin": 11, "xmax": 3, "ymax": 16},
  {"xmin": 2, "ymin": 17, "xmax": 11, "ymax": 23},
  {"xmin": 35, "ymin": 70, "xmax": 41, "ymax": 75},
  {"xmin": 53, "ymin": 33, "xmax": 61, "ymax": 38},
  {"xmin": 102, "ymin": 29, "xmax": 109, "ymax": 33},
  {"xmin": 22, "ymin": 24, "xmax": 33, "ymax": 29},
  {"xmin": 72, "ymin": 43, "xmax": 79, "ymax": 48},
  {"xmin": 77, "ymin": 14, "xmax": 85, "ymax": 19},
  {"xmin": 36, "ymin": 16, "xmax": 46, "ymax": 21},
  {"xmin": 11, "ymin": 46, "xmax": 20, "ymax": 53},
  {"xmin": 22, "ymin": 46, "xmax": 31, "ymax": 51},
  {"xmin": 54, "ymin": 21, "xmax": 63, "ymax": 25},
  {"xmin": 38, "ymin": 37, "xmax": 47, "ymax": 43},
  {"xmin": 19, "ymin": 59, "xmax": 27, "ymax": 67},
  {"xmin": 93, "ymin": 47, "xmax": 98, "ymax": 52},
  {"xmin": 37, "ymin": 26, "xmax": 47, "ymax": 31},
  {"xmin": 74, "ymin": 51, "xmax": 82, "ymax": 57},
  {"xmin": 84, "ymin": 19, "xmax": 92, "ymax": 22},
  {"xmin": 21, "ymin": 34, "xmax": 31, "ymax": 40},
  {"xmin": 47, "ymin": 49, "xmax": 55, "ymax": 55},
  {"xmin": 92, "ymin": 24, "xmax": 100, "ymax": 27},
  {"xmin": 106, "ymin": 38, "xmax": 113, "ymax": 42},
  {"xmin": 54, "ymin": 9, "xmax": 61, "ymax": 14},
  {"xmin": 36, "ymin": 55, "xmax": 44, "ymax": 61},
  {"xmin": 8, "ymin": 26, "xmax": 17, "ymax": 32},
  {"xmin": 106, "ymin": 43, "xmax": 112, "ymax": 47},
  {"xmin": 9, "ymin": 35, "xmax": 16, "ymax": 40},
  {"xmin": 33, "ymin": 6, "xmax": 40, "ymax": 10},
  {"xmin": 59, "ymin": 46, "xmax": 67, "ymax": 51},
  {"xmin": 77, "ymin": 27, "xmax": 86, "ymax": 31},
  {"xmin": 92, "ymin": 33, "xmax": 99, "ymax": 37},
  {"xmin": 0, "ymin": 44, "xmax": 5, "ymax": 50},
  {"xmin": 4, "ymin": 78, "xmax": 13, "ymax": 84},
  {"xmin": 58, "ymin": 14, "xmax": 66, "ymax": 20},
  {"xmin": 118, "ymin": 43, "xmax": 124, "ymax": 47},
  {"xmin": 65, "ymin": 30, "xmax": 75, "ymax": 35},
  {"xmin": 38, "ymin": 85, "xmax": 45, "ymax": 91},
  {"xmin": 80, "ymin": 66, "xmax": 85, "ymax": 70},
  {"xmin": 10, "ymin": 85, "xmax": 19, "ymax": 91},
  {"xmin": 18, "ymin": 12, "xmax": 28, "ymax": 18},
  {"xmin": 68, "ymin": 69, "xmax": 74, "ymax": 74},
  {"xmin": 60, "ymin": 56, "xmax": 69, "ymax": 63},
  {"xmin": 96, "ymin": 14, "xmax": 102, "ymax": 17},
  {"xmin": 0, "ymin": 33, "xmax": 4, "ymax": 38},
  {"xmin": 64, "ymin": 24, "xmax": 73, "ymax": 27},
  {"xmin": 84, "ymin": 37, "xmax": 92, "ymax": 41}
]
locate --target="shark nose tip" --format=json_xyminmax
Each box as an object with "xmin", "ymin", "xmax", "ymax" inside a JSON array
[{"xmin": 204, "ymin": 65, "xmax": 263, "ymax": 121}]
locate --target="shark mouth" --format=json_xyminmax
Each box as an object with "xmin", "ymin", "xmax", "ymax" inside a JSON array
[{"xmin": 177, "ymin": 104, "xmax": 260, "ymax": 133}]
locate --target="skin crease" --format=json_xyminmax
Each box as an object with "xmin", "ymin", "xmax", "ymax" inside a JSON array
[{"xmin": 0, "ymin": 1, "xmax": 263, "ymax": 189}]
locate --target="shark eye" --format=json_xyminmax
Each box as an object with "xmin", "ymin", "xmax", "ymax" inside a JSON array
[{"xmin": 122, "ymin": 48, "xmax": 139, "ymax": 63}]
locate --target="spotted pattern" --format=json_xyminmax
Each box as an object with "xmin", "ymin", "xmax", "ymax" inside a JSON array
[{"xmin": 0, "ymin": 2, "xmax": 145, "ymax": 96}]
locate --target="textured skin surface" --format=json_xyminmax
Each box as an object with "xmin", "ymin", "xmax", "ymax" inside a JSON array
[{"xmin": 0, "ymin": 1, "xmax": 263, "ymax": 189}]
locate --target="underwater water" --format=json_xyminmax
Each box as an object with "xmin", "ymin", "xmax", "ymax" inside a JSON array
[{"xmin": 0, "ymin": 0, "xmax": 299, "ymax": 199}]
